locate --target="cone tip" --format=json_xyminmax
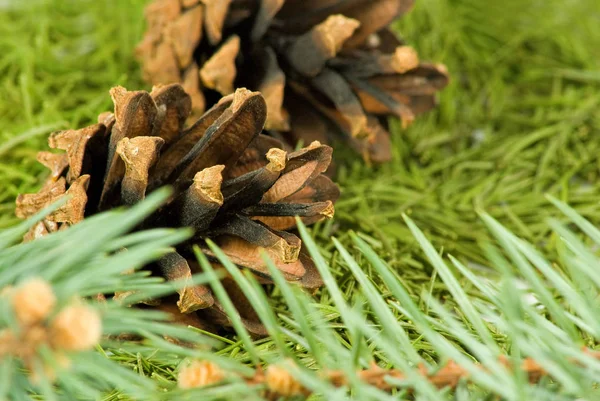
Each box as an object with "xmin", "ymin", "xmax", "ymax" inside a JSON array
[
  {"xmin": 266, "ymin": 148, "xmax": 287, "ymax": 172},
  {"xmin": 193, "ymin": 165, "xmax": 225, "ymax": 205}
]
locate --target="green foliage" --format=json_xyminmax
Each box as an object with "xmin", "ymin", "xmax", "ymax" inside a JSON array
[
  {"xmin": 190, "ymin": 203, "xmax": 600, "ymax": 400},
  {"xmin": 336, "ymin": 0, "xmax": 600, "ymax": 266},
  {"xmin": 0, "ymin": 0, "xmax": 147, "ymax": 228},
  {"xmin": 0, "ymin": 191, "xmax": 216, "ymax": 400},
  {"xmin": 1, "ymin": 0, "xmax": 600, "ymax": 399},
  {"xmin": 4, "ymin": 189, "xmax": 599, "ymax": 400}
]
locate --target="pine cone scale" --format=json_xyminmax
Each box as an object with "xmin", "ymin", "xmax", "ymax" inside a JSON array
[
  {"xmin": 199, "ymin": 35, "xmax": 240, "ymax": 95},
  {"xmin": 210, "ymin": 235, "xmax": 307, "ymax": 280},
  {"xmin": 117, "ymin": 136, "xmax": 165, "ymax": 205},
  {"xmin": 337, "ymin": 0, "xmax": 415, "ymax": 49},
  {"xmin": 169, "ymin": 89, "xmax": 267, "ymax": 190},
  {"xmin": 157, "ymin": 252, "xmax": 215, "ymax": 313},
  {"xmin": 150, "ymin": 97, "xmax": 232, "ymax": 188},
  {"xmin": 150, "ymin": 84, "xmax": 192, "ymax": 146},
  {"xmin": 203, "ymin": 0, "xmax": 232, "ymax": 45}
]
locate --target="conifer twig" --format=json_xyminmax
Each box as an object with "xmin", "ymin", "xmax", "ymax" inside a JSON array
[{"xmin": 179, "ymin": 351, "xmax": 600, "ymax": 398}]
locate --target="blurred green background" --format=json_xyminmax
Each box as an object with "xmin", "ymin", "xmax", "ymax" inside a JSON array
[{"xmin": 1, "ymin": 1, "xmax": 600, "ymax": 395}]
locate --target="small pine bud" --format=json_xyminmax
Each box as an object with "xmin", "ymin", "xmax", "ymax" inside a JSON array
[
  {"xmin": 49, "ymin": 304, "xmax": 102, "ymax": 351},
  {"xmin": 28, "ymin": 352, "xmax": 71, "ymax": 384},
  {"xmin": 265, "ymin": 363, "xmax": 304, "ymax": 397},
  {"xmin": 11, "ymin": 278, "xmax": 56, "ymax": 326},
  {"xmin": 178, "ymin": 360, "xmax": 225, "ymax": 389},
  {"xmin": 0, "ymin": 329, "xmax": 16, "ymax": 357}
]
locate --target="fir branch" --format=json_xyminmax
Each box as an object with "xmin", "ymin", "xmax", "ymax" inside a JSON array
[
  {"xmin": 173, "ymin": 201, "xmax": 600, "ymax": 400},
  {"xmin": 0, "ymin": 190, "xmax": 214, "ymax": 400},
  {"xmin": 4, "ymin": 183, "xmax": 599, "ymax": 401}
]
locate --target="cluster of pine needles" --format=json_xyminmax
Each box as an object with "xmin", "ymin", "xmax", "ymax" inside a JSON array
[{"xmin": 1, "ymin": 0, "xmax": 600, "ymax": 399}]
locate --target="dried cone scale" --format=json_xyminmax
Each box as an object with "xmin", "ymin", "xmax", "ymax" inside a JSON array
[
  {"xmin": 135, "ymin": 0, "xmax": 449, "ymax": 163},
  {"xmin": 15, "ymin": 84, "xmax": 339, "ymax": 336}
]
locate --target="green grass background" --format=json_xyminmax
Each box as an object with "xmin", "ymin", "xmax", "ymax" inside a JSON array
[{"xmin": 1, "ymin": 0, "xmax": 600, "ymax": 382}]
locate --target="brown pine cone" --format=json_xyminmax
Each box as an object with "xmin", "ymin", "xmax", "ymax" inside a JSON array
[
  {"xmin": 135, "ymin": 0, "xmax": 449, "ymax": 163},
  {"xmin": 15, "ymin": 84, "xmax": 339, "ymax": 336}
]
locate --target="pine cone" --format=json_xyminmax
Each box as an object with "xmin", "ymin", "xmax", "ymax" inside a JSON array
[
  {"xmin": 135, "ymin": 0, "xmax": 449, "ymax": 163},
  {"xmin": 15, "ymin": 84, "xmax": 339, "ymax": 336}
]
